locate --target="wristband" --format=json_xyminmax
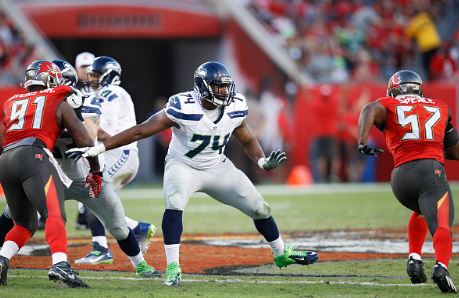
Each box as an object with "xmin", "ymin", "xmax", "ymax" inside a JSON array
[{"xmin": 257, "ymin": 158, "xmax": 266, "ymax": 170}]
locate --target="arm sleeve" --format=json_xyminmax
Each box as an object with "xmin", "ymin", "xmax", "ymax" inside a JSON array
[{"xmin": 444, "ymin": 120, "xmax": 459, "ymax": 148}]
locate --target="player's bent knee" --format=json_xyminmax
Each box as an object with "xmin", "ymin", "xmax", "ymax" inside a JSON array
[
  {"xmin": 107, "ymin": 225, "xmax": 129, "ymax": 240},
  {"xmin": 165, "ymin": 191, "xmax": 186, "ymax": 210},
  {"xmin": 251, "ymin": 201, "xmax": 272, "ymax": 220}
]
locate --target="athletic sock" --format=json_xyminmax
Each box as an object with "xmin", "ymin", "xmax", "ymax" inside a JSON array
[
  {"xmin": 0, "ymin": 240, "xmax": 19, "ymax": 260},
  {"xmin": 45, "ymin": 216, "xmax": 67, "ymax": 255},
  {"xmin": 254, "ymin": 217, "xmax": 280, "ymax": 242},
  {"xmin": 162, "ymin": 209, "xmax": 183, "ymax": 245},
  {"xmin": 86, "ymin": 209, "xmax": 106, "ymax": 237},
  {"xmin": 52, "ymin": 252, "xmax": 67, "ymax": 265},
  {"xmin": 433, "ymin": 226, "xmax": 452, "ymax": 267},
  {"xmin": 408, "ymin": 212, "xmax": 428, "ymax": 256},
  {"xmin": 128, "ymin": 251, "xmax": 145, "ymax": 267},
  {"xmin": 268, "ymin": 236, "xmax": 285, "ymax": 256},
  {"xmin": 92, "ymin": 236, "xmax": 108, "ymax": 249},
  {"xmin": 164, "ymin": 244, "xmax": 180, "ymax": 265},
  {"xmin": 117, "ymin": 229, "xmax": 140, "ymax": 257}
]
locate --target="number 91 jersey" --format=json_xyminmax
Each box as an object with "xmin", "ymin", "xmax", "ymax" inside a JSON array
[
  {"xmin": 379, "ymin": 94, "xmax": 449, "ymax": 167},
  {"xmin": 164, "ymin": 91, "xmax": 248, "ymax": 169}
]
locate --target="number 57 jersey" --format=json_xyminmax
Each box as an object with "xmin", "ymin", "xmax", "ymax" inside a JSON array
[
  {"xmin": 379, "ymin": 94, "xmax": 449, "ymax": 168},
  {"xmin": 164, "ymin": 91, "xmax": 248, "ymax": 170}
]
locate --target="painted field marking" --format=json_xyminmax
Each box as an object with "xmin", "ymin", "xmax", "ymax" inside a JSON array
[{"xmin": 8, "ymin": 273, "xmax": 434, "ymax": 287}]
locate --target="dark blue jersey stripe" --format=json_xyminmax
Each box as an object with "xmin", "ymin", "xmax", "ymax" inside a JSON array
[
  {"xmin": 166, "ymin": 108, "xmax": 203, "ymax": 121},
  {"xmin": 227, "ymin": 110, "xmax": 248, "ymax": 119}
]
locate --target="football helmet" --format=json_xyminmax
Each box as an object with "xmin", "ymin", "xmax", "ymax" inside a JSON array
[
  {"xmin": 194, "ymin": 61, "xmax": 235, "ymax": 106},
  {"xmin": 24, "ymin": 60, "xmax": 62, "ymax": 90},
  {"xmin": 386, "ymin": 70, "xmax": 423, "ymax": 98},
  {"xmin": 87, "ymin": 56, "xmax": 121, "ymax": 90},
  {"xmin": 52, "ymin": 59, "xmax": 78, "ymax": 87}
]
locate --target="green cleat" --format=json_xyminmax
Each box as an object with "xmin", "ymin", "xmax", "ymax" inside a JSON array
[
  {"xmin": 135, "ymin": 260, "xmax": 161, "ymax": 278},
  {"xmin": 164, "ymin": 262, "xmax": 181, "ymax": 286},
  {"xmin": 274, "ymin": 244, "xmax": 318, "ymax": 268}
]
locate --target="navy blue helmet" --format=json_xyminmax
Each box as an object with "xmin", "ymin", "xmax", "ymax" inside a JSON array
[
  {"xmin": 52, "ymin": 59, "xmax": 78, "ymax": 87},
  {"xmin": 87, "ymin": 56, "xmax": 121, "ymax": 90},
  {"xmin": 386, "ymin": 70, "xmax": 423, "ymax": 98},
  {"xmin": 194, "ymin": 61, "xmax": 235, "ymax": 106}
]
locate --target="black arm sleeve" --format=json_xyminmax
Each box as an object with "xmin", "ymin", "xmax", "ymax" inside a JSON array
[{"xmin": 444, "ymin": 121, "xmax": 459, "ymax": 148}]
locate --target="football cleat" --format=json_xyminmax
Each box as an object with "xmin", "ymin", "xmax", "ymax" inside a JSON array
[
  {"xmin": 135, "ymin": 260, "xmax": 161, "ymax": 278},
  {"xmin": 274, "ymin": 244, "xmax": 318, "ymax": 268},
  {"xmin": 133, "ymin": 222, "xmax": 155, "ymax": 254},
  {"xmin": 432, "ymin": 262, "xmax": 458, "ymax": 293},
  {"xmin": 406, "ymin": 257, "xmax": 427, "ymax": 284},
  {"xmin": 48, "ymin": 261, "xmax": 89, "ymax": 288},
  {"xmin": 164, "ymin": 262, "xmax": 181, "ymax": 286},
  {"xmin": 0, "ymin": 256, "xmax": 9, "ymax": 286},
  {"xmin": 75, "ymin": 242, "xmax": 113, "ymax": 265}
]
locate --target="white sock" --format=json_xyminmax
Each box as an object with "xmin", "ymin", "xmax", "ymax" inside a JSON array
[
  {"xmin": 78, "ymin": 202, "xmax": 85, "ymax": 213},
  {"xmin": 92, "ymin": 236, "xmax": 108, "ymax": 249},
  {"xmin": 52, "ymin": 252, "xmax": 67, "ymax": 265},
  {"xmin": 437, "ymin": 261, "xmax": 448, "ymax": 269},
  {"xmin": 409, "ymin": 253, "xmax": 422, "ymax": 261},
  {"xmin": 0, "ymin": 240, "xmax": 19, "ymax": 260},
  {"xmin": 268, "ymin": 236, "xmax": 285, "ymax": 256},
  {"xmin": 164, "ymin": 244, "xmax": 180, "ymax": 265},
  {"xmin": 128, "ymin": 251, "xmax": 145, "ymax": 267},
  {"xmin": 125, "ymin": 217, "xmax": 139, "ymax": 230}
]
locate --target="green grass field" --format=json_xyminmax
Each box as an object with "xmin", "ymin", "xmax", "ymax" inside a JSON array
[{"xmin": 1, "ymin": 183, "xmax": 459, "ymax": 297}]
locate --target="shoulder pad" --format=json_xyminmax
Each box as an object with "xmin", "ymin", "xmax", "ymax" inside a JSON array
[
  {"xmin": 168, "ymin": 92, "xmax": 196, "ymax": 111},
  {"xmin": 99, "ymin": 87, "xmax": 119, "ymax": 102}
]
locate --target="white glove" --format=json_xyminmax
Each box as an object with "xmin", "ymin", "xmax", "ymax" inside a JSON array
[
  {"xmin": 65, "ymin": 143, "xmax": 106, "ymax": 159},
  {"xmin": 66, "ymin": 88, "xmax": 83, "ymax": 109},
  {"xmin": 257, "ymin": 150, "xmax": 287, "ymax": 171}
]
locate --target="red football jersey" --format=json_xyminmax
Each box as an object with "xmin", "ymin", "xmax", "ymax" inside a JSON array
[
  {"xmin": 379, "ymin": 94, "xmax": 449, "ymax": 167},
  {"xmin": 2, "ymin": 85, "xmax": 72, "ymax": 149}
]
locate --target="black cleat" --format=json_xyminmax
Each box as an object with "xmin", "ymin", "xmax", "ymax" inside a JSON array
[
  {"xmin": 48, "ymin": 261, "xmax": 89, "ymax": 288},
  {"xmin": 432, "ymin": 262, "xmax": 458, "ymax": 293},
  {"xmin": 406, "ymin": 257, "xmax": 427, "ymax": 284},
  {"xmin": 0, "ymin": 256, "xmax": 9, "ymax": 286}
]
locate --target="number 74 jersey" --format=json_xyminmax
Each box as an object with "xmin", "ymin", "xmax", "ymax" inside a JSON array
[
  {"xmin": 379, "ymin": 94, "xmax": 449, "ymax": 167},
  {"xmin": 164, "ymin": 91, "xmax": 248, "ymax": 170}
]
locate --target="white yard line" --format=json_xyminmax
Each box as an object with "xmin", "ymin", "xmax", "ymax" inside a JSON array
[{"xmin": 8, "ymin": 273, "xmax": 432, "ymax": 287}]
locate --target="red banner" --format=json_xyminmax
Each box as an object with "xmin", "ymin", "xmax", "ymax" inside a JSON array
[{"xmin": 21, "ymin": 4, "xmax": 221, "ymax": 38}]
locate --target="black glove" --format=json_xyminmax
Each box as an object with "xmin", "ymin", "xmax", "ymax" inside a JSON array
[
  {"xmin": 358, "ymin": 143, "xmax": 384, "ymax": 157},
  {"xmin": 258, "ymin": 150, "xmax": 287, "ymax": 171}
]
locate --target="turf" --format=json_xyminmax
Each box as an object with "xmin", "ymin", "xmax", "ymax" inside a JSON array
[{"xmin": 1, "ymin": 183, "xmax": 459, "ymax": 297}]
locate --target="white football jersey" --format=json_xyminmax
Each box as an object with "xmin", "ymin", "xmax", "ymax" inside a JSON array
[
  {"xmin": 98, "ymin": 85, "xmax": 138, "ymax": 151},
  {"xmin": 54, "ymin": 94, "xmax": 104, "ymax": 180},
  {"xmin": 164, "ymin": 91, "xmax": 248, "ymax": 169}
]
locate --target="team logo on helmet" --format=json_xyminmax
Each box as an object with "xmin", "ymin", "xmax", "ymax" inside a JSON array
[
  {"xmin": 36, "ymin": 61, "xmax": 62, "ymax": 80},
  {"xmin": 196, "ymin": 68, "xmax": 207, "ymax": 78},
  {"xmin": 389, "ymin": 73, "xmax": 400, "ymax": 87}
]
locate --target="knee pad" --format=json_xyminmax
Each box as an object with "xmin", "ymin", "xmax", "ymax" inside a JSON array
[
  {"xmin": 165, "ymin": 191, "xmax": 186, "ymax": 211},
  {"xmin": 107, "ymin": 224, "xmax": 129, "ymax": 241},
  {"xmin": 252, "ymin": 201, "xmax": 272, "ymax": 220}
]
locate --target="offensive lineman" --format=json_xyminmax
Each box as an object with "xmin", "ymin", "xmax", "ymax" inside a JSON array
[
  {"xmin": 67, "ymin": 61, "xmax": 319, "ymax": 286},
  {"xmin": 358, "ymin": 70, "xmax": 458, "ymax": 293},
  {"xmin": 76, "ymin": 56, "xmax": 154, "ymax": 264}
]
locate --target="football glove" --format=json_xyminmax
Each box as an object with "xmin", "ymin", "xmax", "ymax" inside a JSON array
[
  {"xmin": 358, "ymin": 143, "xmax": 384, "ymax": 157},
  {"xmin": 65, "ymin": 143, "xmax": 106, "ymax": 159},
  {"xmin": 85, "ymin": 171, "xmax": 102, "ymax": 199},
  {"xmin": 66, "ymin": 88, "xmax": 83, "ymax": 109},
  {"xmin": 258, "ymin": 150, "xmax": 287, "ymax": 171}
]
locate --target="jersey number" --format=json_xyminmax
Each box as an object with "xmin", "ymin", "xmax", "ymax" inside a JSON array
[
  {"xmin": 185, "ymin": 133, "xmax": 230, "ymax": 158},
  {"xmin": 396, "ymin": 106, "xmax": 441, "ymax": 140},
  {"xmin": 8, "ymin": 96, "xmax": 46, "ymax": 131}
]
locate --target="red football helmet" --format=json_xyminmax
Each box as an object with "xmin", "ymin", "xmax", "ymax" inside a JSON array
[{"xmin": 24, "ymin": 60, "xmax": 62, "ymax": 91}]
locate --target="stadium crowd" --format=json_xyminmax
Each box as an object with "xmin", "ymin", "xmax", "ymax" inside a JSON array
[{"xmin": 247, "ymin": 0, "xmax": 459, "ymax": 83}]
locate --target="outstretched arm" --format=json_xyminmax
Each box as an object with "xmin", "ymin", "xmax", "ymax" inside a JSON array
[{"xmin": 233, "ymin": 119, "xmax": 286, "ymax": 171}]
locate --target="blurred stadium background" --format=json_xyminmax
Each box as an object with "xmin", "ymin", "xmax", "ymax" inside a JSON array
[{"xmin": 0, "ymin": 0, "xmax": 458, "ymax": 185}]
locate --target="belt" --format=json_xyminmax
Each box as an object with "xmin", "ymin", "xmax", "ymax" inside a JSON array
[{"xmin": 2, "ymin": 137, "xmax": 47, "ymax": 153}]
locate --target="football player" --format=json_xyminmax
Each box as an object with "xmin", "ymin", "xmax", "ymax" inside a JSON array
[
  {"xmin": 358, "ymin": 70, "xmax": 458, "ymax": 293},
  {"xmin": 0, "ymin": 59, "xmax": 161, "ymax": 278},
  {"xmin": 67, "ymin": 61, "xmax": 319, "ymax": 286},
  {"xmin": 75, "ymin": 56, "xmax": 154, "ymax": 265},
  {"xmin": 0, "ymin": 60, "xmax": 102, "ymax": 287}
]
